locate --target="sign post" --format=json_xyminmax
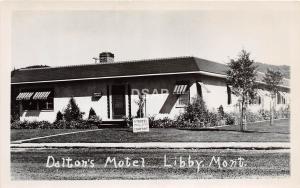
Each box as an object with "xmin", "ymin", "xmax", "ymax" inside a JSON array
[{"xmin": 133, "ymin": 118, "xmax": 149, "ymax": 133}]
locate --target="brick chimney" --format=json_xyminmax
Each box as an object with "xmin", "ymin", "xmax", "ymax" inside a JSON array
[{"xmin": 99, "ymin": 52, "xmax": 114, "ymax": 63}]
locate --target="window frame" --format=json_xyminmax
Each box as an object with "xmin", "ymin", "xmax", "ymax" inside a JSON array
[
  {"xmin": 177, "ymin": 92, "xmax": 190, "ymax": 107},
  {"xmin": 174, "ymin": 81, "xmax": 190, "ymax": 108},
  {"xmin": 277, "ymin": 92, "xmax": 282, "ymax": 104},
  {"xmin": 19, "ymin": 89, "xmax": 54, "ymax": 111},
  {"xmin": 227, "ymin": 85, "xmax": 232, "ymax": 105}
]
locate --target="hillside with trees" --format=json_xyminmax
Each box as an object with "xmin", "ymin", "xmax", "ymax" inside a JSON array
[{"xmin": 254, "ymin": 62, "xmax": 290, "ymax": 79}]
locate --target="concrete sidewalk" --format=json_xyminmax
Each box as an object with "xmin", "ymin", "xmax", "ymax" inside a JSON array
[{"xmin": 10, "ymin": 142, "xmax": 290, "ymax": 149}]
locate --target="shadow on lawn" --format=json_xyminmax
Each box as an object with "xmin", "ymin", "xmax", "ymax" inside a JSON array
[{"xmin": 180, "ymin": 128, "xmax": 289, "ymax": 135}]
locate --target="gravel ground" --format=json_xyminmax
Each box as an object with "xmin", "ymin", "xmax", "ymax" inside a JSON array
[{"xmin": 11, "ymin": 148, "xmax": 290, "ymax": 180}]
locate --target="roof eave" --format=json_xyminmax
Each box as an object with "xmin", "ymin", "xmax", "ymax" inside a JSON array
[
  {"xmin": 11, "ymin": 71, "xmax": 290, "ymax": 89},
  {"xmin": 11, "ymin": 71, "xmax": 218, "ymax": 85}
]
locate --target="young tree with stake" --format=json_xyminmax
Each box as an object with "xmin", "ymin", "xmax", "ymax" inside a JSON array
[
  {"xmin": 226, "ymin": 50, "xmax": 258, "ymax": 131},
  {"xmin": 262, "ymin": 69, "xmax": 283, "ymax": 126}
]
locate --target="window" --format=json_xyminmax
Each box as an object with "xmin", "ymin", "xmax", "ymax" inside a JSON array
[
  {"xmin": 38, "ymin": 98, "xmax": 54, "ymax": 110},
  {"xmin": 249, "ymin": 95, "xmax": 261, "ymax": 105},
  {"xmin": 227, "ymin": 85, "xmax": 232, "ymax": 105},
  {"xmin": 22, "ymin": 100, "xmax": 38, "ymax": 110},
  {"xmin": 18, "ymin": 90, "xmax": 54, "ymax": 111},
  {"xmin": 277, "ymin": 93, "xmax": 282, "ymax": 104},
  {"xmin": 174, "ymin": 81, "xmax": 190, "ymax": 107},
  {"xmin": 178, "ymin": 93, "xmax": 189, "ymax": 106},
  {"xmin": 277, "ymin": 91, "xmax": 288, "ymax": 105},
  {"xmin": 196, "ymin": 82, "xmax": 203, "ymax": 98},
  {"xmin": 22, "ymin": 97, "xmax": 54, "ymax": 111}
]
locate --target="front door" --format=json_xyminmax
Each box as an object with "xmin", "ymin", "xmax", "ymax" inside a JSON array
[{"xmin": 111, "ymin": 85, "xmax": 126, "ymax": 119}]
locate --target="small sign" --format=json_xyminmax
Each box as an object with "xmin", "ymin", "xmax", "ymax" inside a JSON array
[
  {"xmin": 133, "ymin": 118, "xmax": 149, "ymax": 133},
  {"xmin": 93, "ymin": 92, "xmax": 102, "ymax": 98}
]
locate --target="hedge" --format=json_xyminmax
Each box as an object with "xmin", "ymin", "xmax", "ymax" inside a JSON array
[{"xmin": 11, "ymin": 119, "xmax": 102, "ymax": 129}]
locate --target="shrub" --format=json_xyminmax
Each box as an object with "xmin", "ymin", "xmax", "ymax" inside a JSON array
[
  {"xmin": 67, "ymin": 120, "xmax": 84, "ymax": 129},
  {"xmin": 87, "ymin": 115, "xmax": 102, "ymax": 128},
  {"xmin": 86, "ymin": 108, "xmax": 102, "ymax": 128},
  {"xmin": 55, "ymin": 111, "xmax": 64, "ymax": 122},
  {"xmin": 174, "ymin": 116, "xmax": 194, "ymax": 129},
  {"xmin": 88, "ymin": 108, "xmax": 97, "ymax": 119},
  {"xmin": 36, "ymin": 121, "xmax": 52, "ymax": 129},
  {"xmin": 63, "ymin": 97, "xmax": 85, "ymax": 122},
  {"xmin": 277, "ymin": 107, "xmax": 290, "ymax": 119},
  {"xmin": 176, "ymin": 97, "xmax": 211, "ymax": 128},
  {"xmin": 258, "ymin": 109, "xmax": 270, "ymax": 120},
  {"xmin": 53, "ymin": 120, "xmax": 68, "ymax": 129},
  {"xmin": 182, "ymin": 98, "xmax": 209, "ymax": 122},
  {"xmin": 11, "ymin": 113, "xmax": 20, "ymax": 123},
  {"xmin": 244, "ymin": 110, "xmax": 264, "ymax": 122},
  {"xmin": 11, "ymin": 120, "xmax": 23, "ymax": 129},
  {"xmin": 26, "ymin": 121, "xmax": 40, "ymax": 129},
  {"xmin": 207, "ymin": 112, "xmax": 219, "ymax": 127},
  {"xmin": 62, "ymin": 120, "xmax": 100, "ymax": 129},
  {"xmin": 11, "ymin": 120, "xmax": 52, "ymax": 129},
  {"xmin": 66, "ymin": 120, "xmax": 77, "ymax": 129},
  {"xmin": 149, "ymin": 117, "xmax": 176, "ymax": 128},
  {"xmin": 217, "ymin": 105, "xmax": 225, "ymax": 119},
  {"xmin": 14, "ymin": 120, "xmax": 31, "ymax": 129},
  {"xmin": 224, "ymin": 112, "xmax": 235, "ymax": 125},
  {"xmin": 11, "ymin": 118, "xmax": 102, "ymax": 129},
  {"xmin": 258, "ymin": 107, "xmax": 290, "ymax": 121},
  {"xmin": 148, "ymin": 116, "xmax": 156, "ymax": 127},
  {"xmin": 123, "ymin": 116, "xmax": 133, "ymax": 128}
]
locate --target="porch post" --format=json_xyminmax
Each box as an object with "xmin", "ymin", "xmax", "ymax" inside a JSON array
[{"xmin": 106, "ymin": 85, "xmax": 110, "ymax": 119}]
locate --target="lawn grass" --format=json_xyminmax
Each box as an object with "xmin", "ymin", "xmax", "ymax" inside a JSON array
[
  {"xmin": 11, "ymin": 148, "xmax": 289, "ymax": 180},
  {"xmin": 13, "ymin": 119, "xmax": 289, "ymax": 143},
  {"xmin": 11, "ymin": 129, "xmax": 82, "ymax": 141}
]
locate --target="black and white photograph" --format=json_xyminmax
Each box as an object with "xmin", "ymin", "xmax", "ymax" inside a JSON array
[{"xmin": 1, "ymin": 0, "xmax": 300, "ymax": 186}]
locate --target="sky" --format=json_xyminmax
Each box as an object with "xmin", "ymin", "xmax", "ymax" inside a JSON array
[{"xmin": 12, "ymin": 9, "xmax": 299, "ymax": 69}]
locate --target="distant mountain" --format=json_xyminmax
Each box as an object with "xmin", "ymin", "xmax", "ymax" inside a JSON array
[{"xmin": 254, "ymin": 62, "xmax": 290, "ymax": 79}]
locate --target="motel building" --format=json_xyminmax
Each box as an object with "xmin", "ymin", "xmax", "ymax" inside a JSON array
[{"xmin": 11, "ymin": 52, "xmax": 290, "ymax": 123}]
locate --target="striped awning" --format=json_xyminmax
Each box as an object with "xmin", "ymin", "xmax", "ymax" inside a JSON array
[
  {"xmin": 16, "ymin": 92, "xmax": 34, "ymax": 100},
  {"xmin": 32, "ymin": 91, "xmax": 51, "ymax": 100},
  {"xmin": 278, "ymin": 91, "xmax": 286, "ymax": 97},
  {"xmin": 257, "ymin": 89, "xmax": 269, "ymax": 97},
  {"xmin": 257, "ymin": 89, "xmax": 265, "ymax": 96},
  {"xmin": 173, "ymin": 84, "xmax": 188, "ymax": 94}
]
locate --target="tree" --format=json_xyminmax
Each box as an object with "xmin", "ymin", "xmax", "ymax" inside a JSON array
[
  {"xmin": 87, "ymin": 107, "xmax": 102, "ymax": 127},
  {"xmin": 63, "ymin": 97, "xmax": 84, "ymax": 122},
  {"xmin": 217, "ymin": 105, "xmax": 225, "ymax": 119},
  {"xmin": 262, "ymin": 69, "xmax": 283, "ymax": 125},
  {"xmin": 88, "ymin": 107, "xmax": 97, "ymax": 119},
  {"xmin": 226, "ymin": 50, "xmax": 258, "ymax": 131},
  {"xmin": 182, "ymin": 97, "xmax": 209, "ymax": 123},
  {"xmin": 135, "ymin": 95, "xmax": 145, "ymax": 118},
  {"xmin": 55, "ymin": 111, "xmax": 63, "ymax": 122}
]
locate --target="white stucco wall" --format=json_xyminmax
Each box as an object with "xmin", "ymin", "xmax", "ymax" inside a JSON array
[
  {"xmin": 16, "ymin": 74, "xmax": 290, "ymax": 122},
  {"xmin": 20, "ymin": 110, "xmax": 56, "ymax": 122},
  {"xmin": 19, "ymin": 96, "xmax": 109, "ymax": 122},
  {"xmin": 198, "ymin": 78, "xmax": 238, "ymax": 113},
  {"xmin": 55, "ymin": 96, "xmax": 108, "ymax": 120}
]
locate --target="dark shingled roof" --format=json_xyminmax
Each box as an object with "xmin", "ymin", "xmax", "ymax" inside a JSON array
[
  {"xmin": 11, "ymin": 57, "xmax": 228, "ymax": 83},
  {"xmin": 10, "ymin": 56, "xmax": 289, "ymax": 88}
]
